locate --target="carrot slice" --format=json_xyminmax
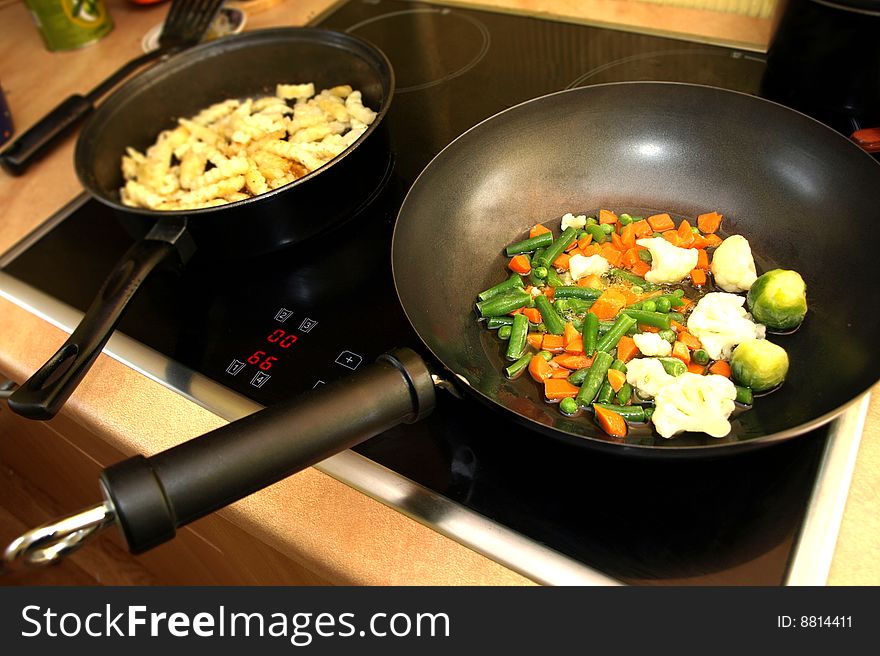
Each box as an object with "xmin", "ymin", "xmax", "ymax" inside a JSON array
[
  {"xmin": 677, "ymin": 220, "xmax": 695, "ymax": 247},
  {"xmin": 629, "ymin": 260, "xmax": 651, "ymax": 277},
  {"xmin": 553, "ymin": 252, "xmax": 571, "ymax": 271},
  {"xmin": 529, "ymin": 355, "xmax": 553, "ymax": 382},
  {"xmin": 697, "ymin": 211, "xmax": 723, "ymax": 234},
  {"xmin": 672, "ymin": 341, "xmax": 691, "ymax": 365},
  {"xmin": 677, "ymin": 331, "xmax": 702, "ymax": 350},
  {"xmin": 553, "ymin": 354, "xmax": 592, "ymax": 370},
  {"xmin": 633, "ymin": 220, "xmax": 653, "ymax": 238},
  {"xmin": 599, "ymin": 209, "xmax": 618, "ymax": 225},
  {"xmin": 690, "ymin": 234, "xmax": 709, "ymax": 249},
  {"xmin": 530, "ymin": 223, "xmax": 552, "ymax": 238},
  {"xmin": 703, "ymin": 233, "xmax": 723, "ymax": 248},
  {"xmin": 611, "ymin": 232, "xmax": 626, "ymax": 251},
  {"xmin": 549, "ymin": 367, "xmax": 571, "ymax": 379},
  {"xmin": 526, "ymin": 333, "xmax": 543, "ymax": 350},
  {"xmin": 522, "ymin": 307, "xmax": 542, "ymax": 324},
  {"xmin": 563, "ymin": 321, "xmax": 579, "ymax": 346},
  {"xmin": 541, "ymin": 334, "xmax": 565, "ymax": 353},
  {"xmin": 616, "ymin": 335, "xmax": 639, "ymax": 363},
  {"xmin": 599, "ymin": 243, "xmax": 623, "ymax": 266},
  {"xmin": 647, "ymin": 213, "xmax": 675, "ymax": 232},
  {"xmin": 565, "ymin": 334, "xmax": 584, "ymax": 354},
  {"xmin": 695, "ymin": 249, "xmax": 710, "ymax": 270},
  {"xmin": 508, "ymin": 254, "xmax": 531, "ymax": 274},
  {"xmin": 690, "ymin": 268, "xmax": 707, "ymax": 286},
  {"xmin": 687, "ymin": 362, "xmax": 706, "ymax": 375},
  {"xmin": 607, "ymin": 368, "xmax": 627, "ymax": 393},
  {"xmin": 620, "ymin": 223, "xmax": 637, "ymax": 249},
  {"xmin": 708, "ymin": 360, "xmax": 732, "ymax": 378},
  {"xmin": 622, "ymin": 247, "xmax": 640, "ymax": 268},
  {"xmin": 544, "ymin": 378, "xmax": 580, "ymax": 400},
  {"xmin": 577, "ymin": 234, "xmax": 593, "ymax": 250},
  {"xmin": 661, "ymin": 230, "xmax": 682, "ymax": 247},
  {"xmin": 579, "ymin": 273, "xmax": 605, "ymax": 290},
  {"xmin": 594, "ymin": 404, "xmax": 628, "ymax": 437},
  {"xmin": 589, "ymin": 288, "xmax": 628, "ymax": 320}
]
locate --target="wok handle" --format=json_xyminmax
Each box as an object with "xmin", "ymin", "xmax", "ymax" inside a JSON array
[
  {"xmin": 7, "ymin": 221, "xmax": 193, "ymax": 421},
  {"xmin": 0, "ymin": 95, "xmax": 93, "ymax": 176},
  {"xmin": 99, "ymin": 348, "xmax": 436, "ymax": 554}
]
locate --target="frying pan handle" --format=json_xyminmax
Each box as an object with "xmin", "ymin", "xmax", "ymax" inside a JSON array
[
  {"xmin": 99, "ymin": 348, "xmax": 436, "ymax": 554},
  {"xmin": 7, "ymin": 221, "xmax": 194, "ymax": 420},
  {"xmin": 0, "ymin": 95, "xmax": 93, "ymax": 176}
]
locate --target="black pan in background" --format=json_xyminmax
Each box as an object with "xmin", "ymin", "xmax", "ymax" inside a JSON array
[
  {"xmin": 7, "ymin": 28, "xmax": 395, "ymax": 420},
  {"xmin": 393, "ymin": 81, "xmax": 880, "ymax": 454}
]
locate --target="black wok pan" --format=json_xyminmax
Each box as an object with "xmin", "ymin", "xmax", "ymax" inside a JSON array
[
  {"xmin": 7, "ymin": 28, "xmax": 394, "ymax": 421},
  {"xmin": 6, "ymin": 82, "xmax": 880, "ymax": 565}
]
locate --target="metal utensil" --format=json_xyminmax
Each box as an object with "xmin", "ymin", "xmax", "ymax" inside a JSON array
[{"xmin": 0, "ymin": 0, "xmax": 225, "ymax": 175}]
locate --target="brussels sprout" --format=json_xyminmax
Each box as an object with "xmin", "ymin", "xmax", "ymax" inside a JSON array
[
  {"xmin": 730, "ymin": 339, "xmax": 789, "ymax": 392},
  {"xmin": 747, "ymin": 269, "xmax": 807, "ymax": 332}
]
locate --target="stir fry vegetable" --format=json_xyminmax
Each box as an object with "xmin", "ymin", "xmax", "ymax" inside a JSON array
[{"xmin": 476, "ymin": 208, "xmax": 807, "ymax": 440}]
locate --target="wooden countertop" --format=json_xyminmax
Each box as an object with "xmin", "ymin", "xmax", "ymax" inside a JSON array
[{"xmin": 0, "ymin": 0, "xmax": 877, "ymax": 585}]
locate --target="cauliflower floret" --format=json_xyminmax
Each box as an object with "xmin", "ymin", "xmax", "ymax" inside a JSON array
[
  {"xmin": 625, "ymin": 358, "xmax": 675, "ymax": 399},
  {"xmin": 561, "ymin": 213, "xmax": 587, "ymax": 232},
  {"xmin": 651, "ymin": 373, "xmax": 737, "ymax": 438},
  {"xmin": 687, "ymin": 292, "xmax": 766, "ymax": 360},
  {"xmin": 632, "ymin": 332, "xmax": 672, "ymax": 357},
  {"xmin": 569, "ymin": 253, "xmax": 610, "ymax": 281},
  {"xmin": 636, "ymin": 237, "xmax": 699, "ymax": 284},
  {"xmin": 711, "ymin": 235, "xmax": 758, "ymax": 292}
]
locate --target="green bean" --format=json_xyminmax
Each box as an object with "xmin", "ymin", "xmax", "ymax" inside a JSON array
[
  {"xmin": 595, "ymin": 314, "xmax": 638, "ymax": 353},
  {"xmin": 616, "ymin": 382, "xmax": 633, "ymax": 406},
  {"xmin": 538, "ymin": 350, "xmax": 553, "ymax": 362},
  {"xmin": 582, "ymin": 312, "xmax": 599, "ymax": 356},
  {"xmin": 627, "ymin": 294, "xmax": 685, "ymax": 311},
  {"xmin": 601, "ymin": 223, "xmax": 614, "ymax": 235},
  {"xmin": 534, "ymin": 294, "xmax": 565, "ymax": 335},
  {"xmin": 657, "ymin": 357, "xmax": 686, "ymax": 377},
  {"xmin": 528, "ymin": 248, "xmax": 547, "ymax": 286},
  {"xmin": 596, "ymin": 381, "xmax": 615, "ymax": 404},
  {"xmin": 735, "ymin": 385, "xmax": 754, "ymax": 405},
  {"xmin": 553, "ymin": 298, "xmax": 593, "ymax": 318},
  {"xmin": 673, "ymin": 289, "xmax": 685, "ymax": 298},
  {"xmin": 545, "ymin": 269, "xmax": 565, "ymax": 288},
  {"xmin": 668, "ymin": 312, "xmax": 685, "ymax": 323},
  {"xmin": 584, "ymin": 224, "xmax": 607, "ymax": 244},
  {"xmin": 608, "ymin": 268, "xmax": 660, "ymax": 291},
  {"xmin": 575, "ymin": 351, "xmax": 613, "ymax": 408},
  {"xmin": 619, "ymin": 308, "xmax": 672, "ymax": 330},
  {"xmin": 553, "ymin": 286, "xmax": 603, "ymax": 301},
  {"xmin": 593, "ymin": 403, "xmax": 646, "ymax": 422},
  {"xmin": 505, "ymin": 232, "xmax": 553, "ymax": 256},
  {"xmin": 567, "ymin": 367, "xmax": 590, "ymax": 386},
  {"xmin": 559, "ymin": 397, "xmax": 579, "ymax": 415},
  {"xmin": 644, "ymin": 406, "xmax": 655, "ymax": 421},
  {"xmin": 692, "ymin": 349, "xmax": 709, "ymax": 365},
  {"xmin": 476, "ymin": 289, "xmax": 532, "ymax": 318},
  {"xmin": 586, "ymin": 216, "xmax": 598, "ymax": 226},
  {"xmin": 638, "ymin": 249, "xmax": 653, "ymax": 263},
  {"xmin": 532, "ymin": 266, "xmax": 548, "ymax": 280},
  {"xmin": 504, "ymin": 351, "xmax": 532, "ymax": 379},
  {"xmin": 536, "ymin": 226, "xmax": 578, "ymax": 268},
  {"xmin": 477, "ymin": 273, "xmax": 524, "ymax": 301},
  {"xmin": 505, "ymin": 313, "xmax": 529, "ymax": 361},
  {"xmin": 498, "ymin": 325, "xmax": 512, "ymax": 340},
  {"xmin": 487, "ymin": 316, "xmax": 515, "ymax": 329},
  {"xmin": 610, "ymin": 358, "xmax": 627, "ymax": 373}
]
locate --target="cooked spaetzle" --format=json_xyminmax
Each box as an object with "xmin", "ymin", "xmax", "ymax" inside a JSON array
[{"xmin": 120, "ymin": 83, "xmax": 377, "ymax": 211}]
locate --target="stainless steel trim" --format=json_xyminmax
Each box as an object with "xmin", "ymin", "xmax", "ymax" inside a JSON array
[
  {"xmin": 0, "ymin": 271, "xmax": 618, "ymax": 585},
  {"xmin": 1, "ymin": 266, "xmax": 868, "ymax": 585},
  {"xmin": 785, "ymin": 394, "xmax": 869, "ymax": 585}
]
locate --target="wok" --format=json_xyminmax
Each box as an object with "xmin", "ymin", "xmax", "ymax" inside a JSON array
[
  {"xmin": 5, "ymin": 82, "xmax": 880, "ymax": 566},
  {"xmin": 6, "ymin": 28, "xmax": 394, "ymax": 421}
]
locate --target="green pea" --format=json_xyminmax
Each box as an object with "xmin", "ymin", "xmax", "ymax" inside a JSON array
[
  {"xmin": 601, "ymin": 224, "xmax": 614, "ymax": 234},
  {"xmin": 655, "ymin": 297, "xmax": 671, "ymax": 313},
  {"xmin": 533, "ymin": 266, "xmax": 548, "ymax": 280},
  {"xmin": 639, "ymin": 249, "xmax": 653, "ymax": 263},
  {"xmin": 559, "ymin": 397, "xmax": 578, "ymax": 415},
  {"xmin": 673, "ymin": 289, "xmax": 685, "ymax": 297},
  {"xmin": 692, "ymin": 349, "xmax": 710, "ymax": 365},
  {"xmin": 659, "ymin": 329, "xmax": 677, "ymax": 343},
  {"xmin": 630, "ymin": 285, "xmax": 644, "ymax": 295},
  {"xmin": 586, "ymin": 216, "xmax": 598, "ymax": 225},
  {"xmin": 652, "ymin": 232, "xmax": 663, "ymax": 238},
  {"xmin": 498, "ymin": 325, "xmax": 512, "ymax": 340},
  {"xmin": 642, "ymin": 300, "xmax": 657, "ymax": 313},
  {"xmin": 619, "ymin": 213, "xmax": 633, "ymax": 226},
  {"xmin": 691, "ymin": 226, "xmax": 701, "ymax": 234}
]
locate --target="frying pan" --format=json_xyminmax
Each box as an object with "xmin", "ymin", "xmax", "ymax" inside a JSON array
[
  {"xmin": 5, "ymin": 82, "xmax": 880, "ymax": 567},
  {"xmin": 6, "ymin": 28, "xmax": 394, "ymax": 421}
]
